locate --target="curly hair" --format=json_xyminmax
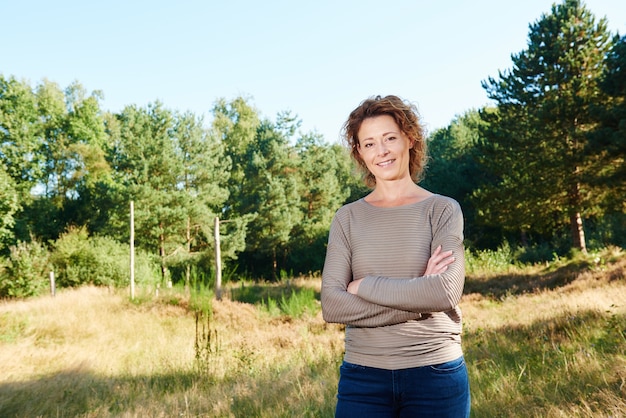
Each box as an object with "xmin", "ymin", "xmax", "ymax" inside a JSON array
[{"xmin": 342, "ymin": 95, "xmax": 428, "ymax": 188}]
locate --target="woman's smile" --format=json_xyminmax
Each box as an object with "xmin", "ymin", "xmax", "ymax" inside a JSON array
[{"xmin": 357, "ymin": 115, "xmax": 412, "ymax": 182}]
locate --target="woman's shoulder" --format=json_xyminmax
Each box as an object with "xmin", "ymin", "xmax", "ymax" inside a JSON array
[
  {"xmin": 335, "ymin": 198, "xmax": 366, "ymax": 216},
  {"xmin": 428, "ymin": 193, "xmax": 461, "ymax": 209}
]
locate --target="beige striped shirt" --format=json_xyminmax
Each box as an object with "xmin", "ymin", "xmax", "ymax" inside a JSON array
[{"xmin": 321, "ymin": 195, "xmax": 465, "ymax": 369}]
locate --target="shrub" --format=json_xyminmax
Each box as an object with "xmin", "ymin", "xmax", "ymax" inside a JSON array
[
  {"xmin": 465, "ymin": 242, "xmax": 516, "ymax": 275},
  {"xmin": 50, "ymin": 227, "xmax": 159, "ymax": 289},
  {"xmin": 261, "ymin": 287, "xmax": 319, "ymax": 319},
  {"xmin": 0, "ymin": 239, "xmax": 50, "ymax": 298}
]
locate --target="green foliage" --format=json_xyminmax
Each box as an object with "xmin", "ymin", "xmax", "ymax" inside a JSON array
[
  {"xmin": 189, "ymin": 277, "xmax": 214, "ymax": 315},
  {"xmin": 3, "ymin": 3, "xmax": 626, "ymax": 288},
  {"xmin": 0, "ymin": 239, "xmax": 50, "ymax": 298},
  {"xmin": 591, "ymin": 34, "xmax": 626, "ymax": 215},
  {"xmin": 478, "ymin": 0, "xmax": 615, "ymax": 252},
  {"xmin": 277, "ymin": 287, "xmax": 318, "ymax": 318},
  {"xmin": 0, "ymin": 165, "xmax": 19, "ymax": 251},
  {"xmin": 464, "ymin": 243, "xmax": 517, "ymax": 275},
  {"xmin": 289, "ymin": 135, "xmax": 353, "ymax": 273},
  {"xmin": 465, "ymin": 309, "xmax": 626, "ymax": 417},
  {"xmin": 50, "ymin": 227, "xmax": 158, "ymax": 289},
  {"xmin": 0, "ymin": 75, "xmax": 43, "ymax": 197},
  {"xmin": 422, "ymin": 110, "xmax": 503, "ymax": 248},
  {"xmin": 259, "ymin": 287, "xmax": 319, "ymax": 319}
]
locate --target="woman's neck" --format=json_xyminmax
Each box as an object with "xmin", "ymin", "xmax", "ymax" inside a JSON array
[{"xmin": 364, "ymin": 181, "xmax": 432, "ymax": 207}]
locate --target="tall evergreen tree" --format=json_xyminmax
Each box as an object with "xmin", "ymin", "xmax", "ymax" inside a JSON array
[
  {"xmin": 239, "ymin": 113, "xmax": 302, "ymax": 279},
  {"xmin": 592, "ymin": 34, "xmax": 626, "ymax": 213},
  {"xmin": 172, "ymin": 111, "xmax": 232, "ymax": 286},
  {"xmin": 423, "ymin": 110, "xmax": 496, "ymax": 247},
  {"xmin": 109, "ymin": 102, "xmax": 188, "ymax": 280},
  {"xmin": 479, "ymin": 0, "xmax": 614, "ymax": 252},
  {"xmin": 211, "ymin": 96, "xmax": 260, "ymax": 219},
  {"xmin": 289, "ymin": 132, "xmax": 352, "ymax": 273}
]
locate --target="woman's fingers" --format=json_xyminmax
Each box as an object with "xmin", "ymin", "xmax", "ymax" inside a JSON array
[{"xmin": 424, "ymin": 246, "xmax": 455, "ymax": 275}]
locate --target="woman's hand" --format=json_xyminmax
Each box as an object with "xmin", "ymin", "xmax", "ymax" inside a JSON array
[
  {"xmin": 347, "ymin": 245, "xmax": 454, "ymax": 296},
  {"xmin": 424, "ymin": 245, "xmax": 455, "ymax": 275},
  {"xmin": 347, "ymin": 278, "xmax": 362, "ymax": 295}
]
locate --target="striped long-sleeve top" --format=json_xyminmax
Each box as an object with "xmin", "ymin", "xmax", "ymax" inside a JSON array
[{"xmin": 321, "ymin": 195, "xmax": 465, "ymax": 370}]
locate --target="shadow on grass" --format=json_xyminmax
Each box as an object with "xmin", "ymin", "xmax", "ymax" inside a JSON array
[
  {"xmin": 229, "ymin": 281, "xmax": 320, "ymax": 305},
  {"xmin": 0, "ymin": 355, "xmax": 339, "ymax": 417},
  {"xmin": 464, "ymin": 257, "xmax": 625, "ymax": 300},
  {"xmin": 464, "ymin": 308, "xmax": 626, "ymax": 417}
]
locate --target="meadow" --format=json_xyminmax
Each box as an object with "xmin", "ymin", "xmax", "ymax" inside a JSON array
[{"xmin": 0, "ymin": 248, "xmax": 624, "ymax": 417}]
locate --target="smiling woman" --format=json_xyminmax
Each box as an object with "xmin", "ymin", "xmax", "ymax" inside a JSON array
[
  {"xmin": 321, "ymin": 95, "xmax": 470, "ymax": 418},
  {"xmin": 356, "ymin": 115, "xmax": 415, "ymax": 187}
]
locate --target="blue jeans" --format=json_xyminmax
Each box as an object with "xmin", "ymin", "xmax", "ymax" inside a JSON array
[{"xmin": 335, "ymin": 356, "xmax": 470, "ymax": 418}]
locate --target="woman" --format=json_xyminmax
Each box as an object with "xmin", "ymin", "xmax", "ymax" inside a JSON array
[{"xmin": 321, "ymin": 95, "xmax": 470, "ymax": 417}]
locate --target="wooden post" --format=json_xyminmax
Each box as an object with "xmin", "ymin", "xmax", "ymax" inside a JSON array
[
  {"xmin": 49, "ymin": 271, "xmax": 55, "ymax": 297},
  {"xmin": 130, "ymin": 200, "xmax": 135, "ymax": 300},
  {"xmin": 214, "ymin": 216, "xmax": 222, "ymax": 300}
]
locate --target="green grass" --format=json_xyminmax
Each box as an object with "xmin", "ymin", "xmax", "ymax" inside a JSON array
[{"xmin": 466, "ymin": 309, "xmax": 626, "ymax": 417}]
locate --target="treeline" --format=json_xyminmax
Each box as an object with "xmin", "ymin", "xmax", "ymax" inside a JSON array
[{"xmin": 0, "ymin": 0, "xmax": 624, "ymax": 297}]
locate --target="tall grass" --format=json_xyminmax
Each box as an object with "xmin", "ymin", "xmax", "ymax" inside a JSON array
[{"xmin": 0, "ymin": 250, "xmax": 624, "ymax": 417}]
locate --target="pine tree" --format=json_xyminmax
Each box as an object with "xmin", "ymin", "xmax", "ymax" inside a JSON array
[{"xmin": 478, "ymin": 0, "xmax": 614, "ymax": 252}]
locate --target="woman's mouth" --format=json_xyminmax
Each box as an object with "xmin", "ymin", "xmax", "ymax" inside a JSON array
[{"xmin": 377, "ymin": 159, "xmax": 395, "ymax": 167}]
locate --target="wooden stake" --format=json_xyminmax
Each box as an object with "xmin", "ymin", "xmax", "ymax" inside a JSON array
[
  {"xmin": 130, "ymin": 200, "xmax": 135, "ymax": 300},
  {"xmin": 214, "ymin": 216, "xmax": 222, "ymax": 300}
]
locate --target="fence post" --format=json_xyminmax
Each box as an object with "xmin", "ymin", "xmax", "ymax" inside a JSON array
[
  {"xmin": 130, "ymin": 200, "xmax": 135, "ymax": 300},
  {"xmin": 214, "ymin": 216, "xmax": 222, "ymax": 301},
  {"xmin": 49, "ymin": 271, "xmax": 55, "ymax": 297}
]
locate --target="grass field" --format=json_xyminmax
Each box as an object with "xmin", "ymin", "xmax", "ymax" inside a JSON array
[{"xmin": 0, "ymin": 248, "xmax": 624, "ymax": 417}]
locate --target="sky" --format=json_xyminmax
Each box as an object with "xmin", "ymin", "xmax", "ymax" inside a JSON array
[{"xmin": 2, "ymin": 0, "xmax": 626, "ymax": 143}]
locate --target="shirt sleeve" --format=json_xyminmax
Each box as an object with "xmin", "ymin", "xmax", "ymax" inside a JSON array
[
  {"xmin": 321, "ymin": 212, "xmax": 423, "ymax": 327},
  {"xmin": 356, "ymin": 199, "xmax": 465, "ymax": 313}
]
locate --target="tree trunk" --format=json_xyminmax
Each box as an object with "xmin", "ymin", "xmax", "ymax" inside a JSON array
[
  {"xmin": 568, "ymin": 180, "xmax": 587, "ymax": 254},
  {"xmin": 272, "ymin": 247, "xmax": 277, "ymax": 281}
]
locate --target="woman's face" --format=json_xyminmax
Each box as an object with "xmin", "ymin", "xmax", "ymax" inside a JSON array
[{"xmin": 357, "ymin": 115, "xmax": 413, "ymax": 184}]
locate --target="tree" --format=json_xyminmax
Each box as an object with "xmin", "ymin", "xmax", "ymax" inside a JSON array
[
  {"xmin": 0, "ymin": 75, "xmax": 43, "ymax": 197},
  {"xmin": 592, "ymin": 34, "xmax": 626, "ymax": 213},
  {"xmin": 172, "ymin": 111, "xmax": 231, "ymax": 287},
  {"xmin": 238, "ymin": 113, "xmax": 302, "ymax": 279},
  {"xmin": 422, "ymin": 110, "xmax": 498, "ymax": 248},
  {"xmin": 289, "ymin": 132, "xmax": 352, "ymax": 273},
  {"xmin": 0, "ymin": 77, "xmax": 110, "ymax": 242},
  {"xmin": 211, "ymin": 96, "xmax": 260, "ymax": 218},
  {"xmin": 108, "ymin": 102, "xmax": 188, "ymax": 281},
  {"xmin": 0, "ymin": 164, "xmax": 19, "ymax": 251},
  {"xmin": 478, "ymin": 0, "xmax": 614, "ymax": 252}
]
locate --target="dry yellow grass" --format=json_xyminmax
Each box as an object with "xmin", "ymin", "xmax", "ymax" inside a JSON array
[
  {"xmin": 0, "ymin": 283, "xmax": 344, "ymax": 417},
  {"xmin": 462, "ymin": 262, "xmax": 626, "ymax": 331},
  {"xmin": 0, "ymin": 252, "xmax": 624, "ymax": 417}
]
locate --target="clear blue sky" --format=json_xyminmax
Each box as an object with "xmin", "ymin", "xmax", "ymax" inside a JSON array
[{"xmin": 2, "ymin": 0, "xmax": 625, "ymax": 142}]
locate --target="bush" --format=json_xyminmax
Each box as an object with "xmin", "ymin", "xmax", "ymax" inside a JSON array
[
  {"xmin": 50, "ymin": 227, "xmax": 158, "ymax": 289},
  {"xmin": 465, "ymin": 242, "xmax": 516, "ymax": 275},
  {"xmin": 261, "ymin": 287, "xmax": 319, "ymax": 319},
  {"xmin": 514, "ymin": 242, "xmax": 563, "ymax": 264},
  {"xmin": 0, "ymin": 240, "xmax": 51, "ymax": 298}
]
